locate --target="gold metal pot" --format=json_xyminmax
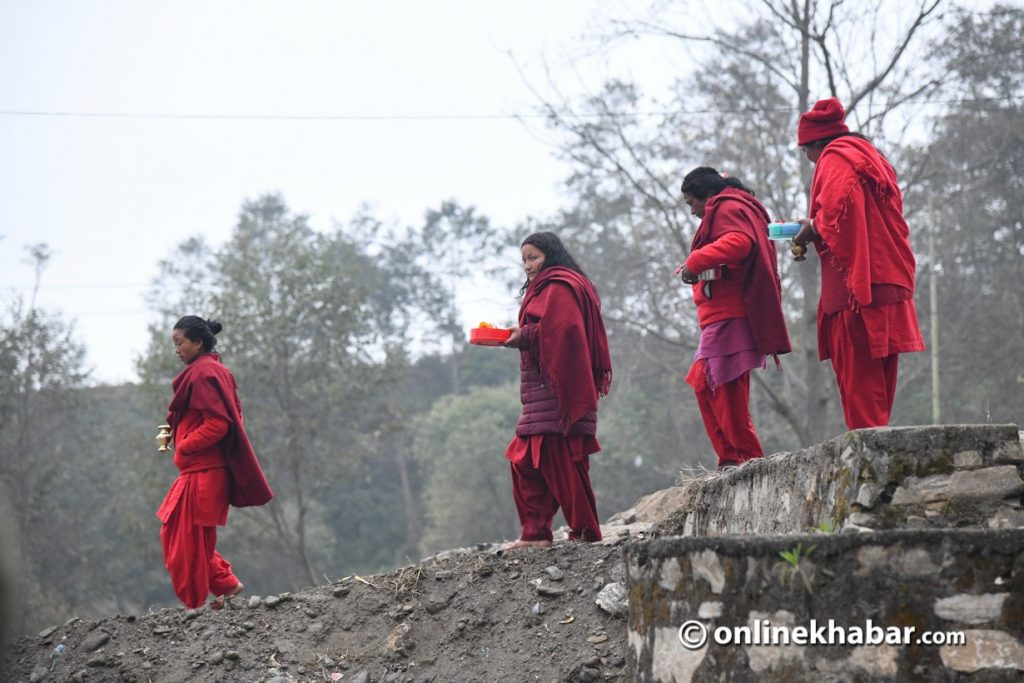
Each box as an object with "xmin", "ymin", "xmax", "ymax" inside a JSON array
[{"xmin": 156, "ymin": 424, "xmax": 172, "ymax": 452}]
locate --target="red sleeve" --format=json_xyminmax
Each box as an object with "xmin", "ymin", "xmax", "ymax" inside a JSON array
[
  {"xmin": 516, "ymin": 323, "xmax": 537, "ymax": 350},
  {"xmin": 686, "ymin": 231, "xmax": 753, "ymax": 272},
  {"xmin": 177, "ymin": 412, "xmax": 230, "ymax": 456}
]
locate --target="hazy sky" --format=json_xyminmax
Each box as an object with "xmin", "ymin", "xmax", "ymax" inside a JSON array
[{"xmin": 0, "ymin": 1, "xmax": 682, "ymax": 383}]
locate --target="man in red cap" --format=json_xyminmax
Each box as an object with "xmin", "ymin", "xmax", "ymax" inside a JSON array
[{"xmin": 792, "ymin": 97, "xmax": 925, "ymax": 429}]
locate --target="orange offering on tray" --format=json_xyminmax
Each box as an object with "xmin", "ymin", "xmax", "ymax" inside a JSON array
[{"xmin": 469, "ymin": 321, "xmax": 512, "ymax": 346}]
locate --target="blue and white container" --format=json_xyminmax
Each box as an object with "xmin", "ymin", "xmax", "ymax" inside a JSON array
[{"xmin": 767, "ymin": 222, "xmax": 801, "ymax": 240}]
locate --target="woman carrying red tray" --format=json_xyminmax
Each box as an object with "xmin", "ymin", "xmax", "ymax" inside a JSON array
[{"xmin": 501, "ymin": 232, "xmax": 613, "ymax": 549}]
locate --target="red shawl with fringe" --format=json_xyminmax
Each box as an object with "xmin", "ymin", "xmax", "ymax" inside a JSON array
[
  {"xmin": 693, "ymin": 187, "xmax": 792, "ymax": 357},
  {"xmin": 168, "ymin": 353, "xmax": 273, "ymax": 508},
  {"xmin": 809, "ymin": 136, "xmax": 917, "ymax": 307},
  {"xmin": 519, "ymin": 267, "xmax": 612, "ymax": 433}
]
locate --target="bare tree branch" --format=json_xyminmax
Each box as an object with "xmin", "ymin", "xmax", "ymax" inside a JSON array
[
  {"xmin": 603, "ymin": 312, "xmax": 695, "ymax": 350},
  {"xmin": 592, "ymin": 98, "xmax": 687, "ymax": 240},
  {"xmin": 847, "ymin": 0, "xmax": 943, "ymax": 112},
  {"xmin": 619, "ymin": 19, "xmax": 801, "ymax": 94},
  {"xmin": 557, "ymin": 109, "xmax": 688, "ymax": 251},
  {"xmin": 812, "ymin": 1, "xmax": 843, "ymax": 96},
  {"xmin": 751, "ymin": 369, "xmax": 811, "ymax": 443},
  {"xmin": 859, "ymin": 78, "xmax": 943, "ymax": 130},
  {"xmin": 758, "ymin": 0, "xmax": 804, "ymax": 32}
]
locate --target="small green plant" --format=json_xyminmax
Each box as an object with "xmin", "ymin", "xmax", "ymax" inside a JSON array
[
  {"xmin": 816, "ymin": 517, "xmax": 837, "ymax": 534},
  {"xmin": 775, "ymin": 542, "xmax": 816, "ymax": 593}
]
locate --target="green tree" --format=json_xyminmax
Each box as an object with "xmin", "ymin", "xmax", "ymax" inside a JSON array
[
  {"xmin": 412, "ymin": 383, "xmax": 522, "ymax": 554},
  {"xmin": 592, "ymin": 383, "xmax": 704, "ymax": 516},
  {"xmin": 138, "ymin": 195, "xmax": 421, "ymax": 588},
  {"xmin": 391, "ymin": 200, "xmax": 518, "ymax": 394},
  {"xmin": 0, "ymin": 245, "xmax": 90, "ymax": 633},
  {"xmin": 899, "ymin": 4, "xmax": 1024, "ymax": 423}
]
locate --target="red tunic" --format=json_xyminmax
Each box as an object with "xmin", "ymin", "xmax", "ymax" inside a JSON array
[
  {"xmin": 156, "ymin": 411, "xmax": 231, "ymax": 527},
  {"xmin": 164, "ymin": 353, "xmax": 273, "ymax": 507},
  {"xmin": 686, "ymin": 231, "xmax": 752, "ymax": 326},
  {"xmin": 686, "ymin": 188, "xmax": 791, "ymax": 356},
  {"xmin": 809, "ymin": 137, "xmax": 925, "ymax": 361}
]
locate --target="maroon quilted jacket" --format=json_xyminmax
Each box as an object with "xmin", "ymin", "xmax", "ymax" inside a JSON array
[{"xmin": 514, "ymin": 281, "xmax": 598, "ymax": 436}]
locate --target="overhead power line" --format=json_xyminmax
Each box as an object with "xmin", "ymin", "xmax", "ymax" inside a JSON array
[
  {"xmin": 1, "ymin": 109, "xmax": 669, "ymax": 121},
  {"xmin": 0, "ymin": 97, "xmax": 1017, "ymax": 123},
  {"xmin": 2, "ymin": 283, "xmax": 148, "ymax": 291}
]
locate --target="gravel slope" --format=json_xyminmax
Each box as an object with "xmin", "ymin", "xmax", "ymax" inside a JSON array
[{"xmin": 4, "ymin": 528, "xmax": 645, "ymax": 683}]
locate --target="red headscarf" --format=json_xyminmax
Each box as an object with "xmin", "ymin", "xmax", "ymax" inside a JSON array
[
  {"xmin": 168, "ymin": 353, "xmax": 273, "ymax": 508},
  {"xmin": 693, "ymin": 187, "xmax": 792, "ymax": 357},
  {"xmin": 519, "ymin": 267, "xmax": 613, "ymax": 432}
]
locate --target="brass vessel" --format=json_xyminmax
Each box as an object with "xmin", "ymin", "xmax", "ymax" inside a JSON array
[
  {"xmin": 156, "ymin": 424, "xmax": 172, "ymax": 452},
  {"xmin": 791, "ymin": 242, "xmax": 807, "ymax": 262}
]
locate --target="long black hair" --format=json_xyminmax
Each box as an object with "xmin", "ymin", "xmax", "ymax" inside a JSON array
[
  {"xmin": 173, "ymin": 316, "xmax": 223, "ymax": 353},
  {"xmin": 680, "ymin": 167, "xmax": 756, "ymax": 200},
  {"xmin": 519, "ymin": 231, "xmax": 588, "ymax": 296}
]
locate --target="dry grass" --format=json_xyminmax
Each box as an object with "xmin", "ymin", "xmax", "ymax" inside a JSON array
[
  {"xmin": 675, "ymin": 463, "xmax": 717, "ymax": 484},
  {"xmin": 387, "ymin": 565, "xmax": 424, "ymax": 598}
]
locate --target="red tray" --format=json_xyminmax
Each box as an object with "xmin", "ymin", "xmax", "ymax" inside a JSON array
[{"xmin": 469, "ymin": 327, "xmax": 511, "ymax": 346}]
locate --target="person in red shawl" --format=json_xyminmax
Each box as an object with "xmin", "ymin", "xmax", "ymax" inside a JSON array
[
  {"xmin": 501, "ymin": 232, "xmax": 613, "ymax": 549},
  {"xmin": 792, "ymin": 98, "xmax": 925, "ymax": 429},
  {"xmin": 677, "ymin": 168, "xmax": 792, "ymax": 470},
  {"xmin": 157, "ymin": 316, "xmax": 273, "ymax": 609}
]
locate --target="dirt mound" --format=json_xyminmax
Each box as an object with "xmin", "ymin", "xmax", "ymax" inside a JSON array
[{"xmin": 4, "ymin": 536, "xmax": 639, "ymax": 683}]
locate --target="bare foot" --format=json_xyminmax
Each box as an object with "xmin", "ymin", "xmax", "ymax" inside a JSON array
[
  {"xmin": 210, "ymin": 582, "xmax": 244, "ymax": 610},
  {"xmin": 502, "ymin": 539, "xmax": 553, "ymax": 551}
]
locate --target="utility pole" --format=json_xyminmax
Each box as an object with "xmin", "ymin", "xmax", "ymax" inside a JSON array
[{"xmin": 928, "ymin": 198, "xmax": 941, "ymax": 425}]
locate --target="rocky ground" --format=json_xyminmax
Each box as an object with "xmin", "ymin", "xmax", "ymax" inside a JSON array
[{"xmin": 3, "ymin": 516, "xmax": 655, "ymax": 683}]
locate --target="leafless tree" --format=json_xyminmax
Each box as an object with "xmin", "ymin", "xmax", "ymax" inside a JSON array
[{"xmin": 532, "ymin": 0, "xmax": 946, "ymax": 444}]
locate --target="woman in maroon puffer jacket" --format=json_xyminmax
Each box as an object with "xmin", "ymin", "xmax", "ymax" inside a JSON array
[{"xmin": 501, "ymin": 232, "xmax": 612, "ymax": 549}]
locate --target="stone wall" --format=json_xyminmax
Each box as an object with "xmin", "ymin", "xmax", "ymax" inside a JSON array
[
  {"xmin": 652, "ymin": 425, "xmax": 1023, "ymax": 538},
  {"xmin": 625, "ymin": 529, "xmax": 1024, "ymax": 682}
]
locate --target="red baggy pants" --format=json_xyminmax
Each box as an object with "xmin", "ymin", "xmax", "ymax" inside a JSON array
[
  {"xmin": 158, "ymin": 469, "xmax": 239, "ymax": 609},
  {"xmin": 824, "ymin": 311, "xmax": 899, "ymax": 429},
  {"xmin": 509, "ymin": 436, "xmax": 602, "ymax": 543},
  {"xmin": 692, "ymin": 367, "xmax": 764, "ymax": 466},
  {"xmin": 161, "ymin": 507, "xmax": 239, "ymax": 608}
]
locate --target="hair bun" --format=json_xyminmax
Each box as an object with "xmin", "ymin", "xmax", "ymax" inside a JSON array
[{"xmin": 207, "ymin": 319, "xmax": 223, "ymax": 335}]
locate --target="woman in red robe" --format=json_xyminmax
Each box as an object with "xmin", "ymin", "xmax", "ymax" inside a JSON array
[
  {"xmin": 792, "ymin": 98, "xmax": 925, "ymax": 429},
  {"xmin": 677, "ymin": 168, "xmax": 791, "ymax": 469},
  {"xmin": 157, "ymin": 316, "xmax": 273, "ymax": 609},
  {"xmin": 502, "ymin": 232, "xmax": 613, "ymax": 549}
]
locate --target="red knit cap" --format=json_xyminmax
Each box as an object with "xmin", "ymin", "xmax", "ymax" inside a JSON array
[{"xmin": 797, "ymin": 97, "xmax": 850, "ymax": 146}]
